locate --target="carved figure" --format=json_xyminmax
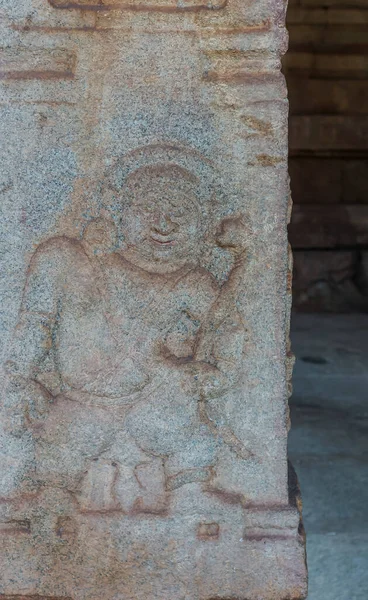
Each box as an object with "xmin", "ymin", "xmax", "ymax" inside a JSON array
[{"xmin": 2, "ymin": 147, "xmax": 248, "ymax": 514}]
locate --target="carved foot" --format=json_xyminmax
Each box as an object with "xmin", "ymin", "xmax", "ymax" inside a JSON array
[
  {"xmin": 79, "ymin": 457, "xmax": 169, "ymax": 515},
  {"xmin": 166, "ymin": 466, "xmax": 214, "ymax": 492},
  {"xmin": 133, "ymin": 458, "xmax": 168, "ymax": 514},
  {"xmin": 78, "ymin": 458, "xmax": 120, "ymax": 513}
]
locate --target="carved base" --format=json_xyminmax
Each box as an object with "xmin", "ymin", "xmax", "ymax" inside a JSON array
[{"xmin": 1, "ymin": 484, "xmax": 307, "ymax": 600}]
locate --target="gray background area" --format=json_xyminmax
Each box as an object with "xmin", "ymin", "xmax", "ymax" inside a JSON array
[{"xmin": 290, "ymin": 313, "xmax": 368, "ymax": 600}]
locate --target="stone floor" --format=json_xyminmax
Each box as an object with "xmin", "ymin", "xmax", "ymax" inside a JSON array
[{"xmin": 289, "ymin": 313, "xmax": 368, "ymax": 600}]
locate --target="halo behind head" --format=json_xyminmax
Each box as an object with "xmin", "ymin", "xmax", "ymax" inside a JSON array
[{"xmin": 103, "ymin": 142, "xmax": 217, "ymax": 209}]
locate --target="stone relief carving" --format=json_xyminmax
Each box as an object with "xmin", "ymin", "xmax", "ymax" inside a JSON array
[{"xmin": 3, "ymin": 144, "xmax": 249, "ymax": 516}]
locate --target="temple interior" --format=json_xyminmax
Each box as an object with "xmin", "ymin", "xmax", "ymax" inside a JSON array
[{"xmin": 284, "ymin": 0, "xmax": 368, "ymax": 597}]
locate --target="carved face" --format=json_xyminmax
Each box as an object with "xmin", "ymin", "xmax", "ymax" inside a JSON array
[{"xmin": 119, "ymin": 166, "xmax": 203, "ymax": 274}]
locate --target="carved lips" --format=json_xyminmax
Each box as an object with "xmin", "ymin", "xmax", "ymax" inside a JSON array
[{"xmin": 150, "ymin": 234, "xmax": 176, "ymax": 247}]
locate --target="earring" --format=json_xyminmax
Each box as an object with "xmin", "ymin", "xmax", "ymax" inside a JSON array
[{"xmin": 82, "ymin": 217, "xmax": 119, "ymax": 256}]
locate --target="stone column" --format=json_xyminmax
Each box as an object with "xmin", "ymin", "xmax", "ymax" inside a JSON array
[{"xmin": 0, "ymin": 0, "xmax": 307, "ymax": 598}]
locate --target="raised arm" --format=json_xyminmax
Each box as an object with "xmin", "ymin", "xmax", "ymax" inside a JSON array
[{"xmin": 194, "ymin": 217, "xmax": 249, "ymax": 398}]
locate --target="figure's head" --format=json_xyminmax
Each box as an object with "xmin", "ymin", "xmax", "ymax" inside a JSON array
[{"xmin": 108, "ymin": 164, "xmax": 205, "ymax": 274}]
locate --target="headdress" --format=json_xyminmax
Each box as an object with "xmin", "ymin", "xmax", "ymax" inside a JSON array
[{"xmin": 103, "ymin": 143, "xmax": 218, "ymax": 207}]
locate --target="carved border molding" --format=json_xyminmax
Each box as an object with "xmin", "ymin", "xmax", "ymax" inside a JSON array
[{"xmin": 48, "ymin": 0, "xmax": 227, "ymax": 12}]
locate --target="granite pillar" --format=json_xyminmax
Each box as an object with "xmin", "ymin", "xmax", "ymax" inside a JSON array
[{"xmin": 0, "ymin": 0, "xmax": 307, "ymax": 597}]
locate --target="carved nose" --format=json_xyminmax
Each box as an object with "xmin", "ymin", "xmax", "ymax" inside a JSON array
[{"xmin": 153, "ymin": 214, "xmax": 177, "ymax": 235}]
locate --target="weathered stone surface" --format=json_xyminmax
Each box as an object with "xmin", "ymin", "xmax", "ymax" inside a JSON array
[{"xmin": 0, "ymin": 0, "xmax": 307, "ymax": 598}]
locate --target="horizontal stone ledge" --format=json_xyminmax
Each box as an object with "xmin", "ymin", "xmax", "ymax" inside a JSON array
[
  {"xmin": 287, "ymin": 79, "xmax": 368, "ymax": 116},
  {"xmin": 287, "ymin": 7, "xmax": 368, "ymax": 24},
  {"xmin": 203, "ymin": 72, "xmax": 284, "ymax": 86},
  {"xmin": 287, "ymin": 26, "xmax": 368, "ymax": 54},
  {"xmin": 288, "ymin": 0, "xmax": 368, "ymax": 7},
  {"xmin": 289, "ymin": 204, "xmax": 368, "ymax": 249},
  {"xmin": 245, "ymin": 506, "xmax": 300, "ymax": 530},
  {"xmin": 48, "ymin": 0, "xmax": 227, "ymax": 10},
  {"xmin": 289, "ymin": 157, "xmax": 368, "ymax": 205},
  {"xmin": 0, "ymin": 49, "xmax": 76, "ymax": 81},
  {"xmin": 283, "ymin": 52, "xmax": 368, "ymax": 79},
  {"xmin": 0, "ymin": 597, "xmax": 74, "ymax": 600},
  {"xmin": 290, "ymin": 151, "xmax": 368, "ymax": 160},
  {"xmin": 292, "ymin": 250, "xmax": 358, "ymax": 282},
  {"xmin": 202, "ymin": 49, "xmax": 280, "ymax": 74},
  {"xmin": 289, "ymin": 116, "xmax": 368, "ymax": 151}
]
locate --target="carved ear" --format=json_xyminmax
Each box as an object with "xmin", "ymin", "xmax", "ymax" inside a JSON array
[{"xmin": 82, "ymin": 217, "xmax": 118, "ymax": 255}]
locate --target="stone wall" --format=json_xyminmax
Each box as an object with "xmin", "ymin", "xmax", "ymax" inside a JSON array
[{"xmin": 284, "ymin": 0, "xmax": 368, "ymax": 312}]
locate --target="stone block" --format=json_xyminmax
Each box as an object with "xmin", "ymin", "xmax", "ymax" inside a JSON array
[
  {"xmin": 289, "ymin": 205, "xmax": 368, "ymax": 248},
  {"xmin": 287, "ymin": 7, "xmax": 368, "ymax": 24},
  {"xmin": 0, "ymin": 0, "xmax": 306, "ymax": 598},
  {"xmin": 289, "ymin": 158, "xmax": 342, "ymax": 204},
  {"xmin": 48, "ymin": 0, "xmax": 227, "ymax": 9},
  {"xmin": 300, "ymin": 0, "xmax": 368, "ymax": 7},
  {"xmin": 287, "ymin": 79, "xmax": 368, "ymax": 116},
  {"xmin": 342, "ymin": 160, "xmax": 368, "ymax": 203},
  {"xmin": 284, "ymin": 52, "xmax": 368, "ymax": 79},
  {"xmin": 292, "ymin": 250, "xmax": 362, "ymax": 312},
  {"xmin": 289, "ymin": 115, "xmax": 368, "ymax": 153},
  {"xmin": 287, "ymin": 25, "xmax": 368, "ymax": 53}
]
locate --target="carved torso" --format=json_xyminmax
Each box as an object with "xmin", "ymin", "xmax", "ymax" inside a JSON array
[{"xmin": 38, "ymin": 238, "xmax": 218, "ymax": 403}]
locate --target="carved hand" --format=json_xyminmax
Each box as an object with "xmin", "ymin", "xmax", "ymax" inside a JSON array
[{"xmin": 215, "ymin": 216, "xmax": 249, "ymax": 260}]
